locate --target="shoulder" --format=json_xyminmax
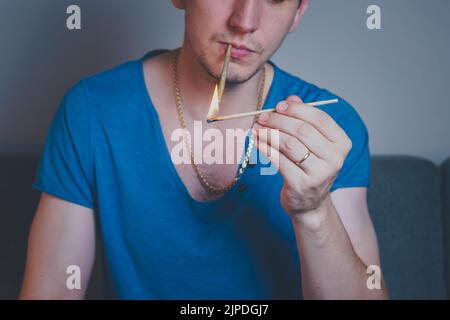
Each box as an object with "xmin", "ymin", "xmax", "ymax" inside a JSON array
[
  {"xmin": 81, "ymin": 58, "xmax": 140, "ymax": 91},
  {"xmin": 65, "ymin": 58, "xmax": 143, "ymax": 115},
  {"xmin": 77, "ymin": 50, "xmax": 171, "ymax": 102}
]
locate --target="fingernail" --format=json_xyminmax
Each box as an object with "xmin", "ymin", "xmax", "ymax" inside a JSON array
[
  {"xmin": 277, "ymin": 102, "xmax": 288, "ymax": 112},
  {"xmin": 258, "ymin": 112, "xmax": 269, "ymax": 122}
]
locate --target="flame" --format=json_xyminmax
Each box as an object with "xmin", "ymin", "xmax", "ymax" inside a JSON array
[{"xmin": 206, "ymin": 84, "xmax": 220, "ymax": 120}]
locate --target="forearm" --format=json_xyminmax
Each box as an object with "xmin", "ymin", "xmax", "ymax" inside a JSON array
[{"xmin": 291, "ymin": 195, "xmax": 388, "ymax": 300}]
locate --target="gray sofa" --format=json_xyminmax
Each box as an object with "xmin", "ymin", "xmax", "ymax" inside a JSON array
[{"xmin": 0, "ymin": 154, "xmax": 449, "ymax": 299}]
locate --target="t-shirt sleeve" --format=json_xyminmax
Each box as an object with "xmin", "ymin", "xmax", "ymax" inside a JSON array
[
  {"xmin": 329, "ymin": 99, "xmax": 371, "ymax": 192},
  {"xmin": 32, "ymin": 80, "xmax": 95, "ymax": 209}
]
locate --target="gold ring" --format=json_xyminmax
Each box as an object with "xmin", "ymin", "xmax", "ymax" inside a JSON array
[{"xmin": 296, "ymin": 150, "xmax": 311, "ymax": 167}]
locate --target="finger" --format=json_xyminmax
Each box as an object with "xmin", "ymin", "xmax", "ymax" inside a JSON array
[
  {"xmin": 253, "ymin": 133, "xmax": 308, "ymax": 185},
  {"xmin": 286, "ymin": 95, "xmax": 303, "ymax": 103},
  {"xmin": 275, "ymin": 100, "xmax": 344, "ymax": 143},
  {"xmin": 254, "ymin": 123, "xmax": 319, "ymax": 175},
  {"xmin": 256, "ymin": 111, "xmax": 335, "ymax": 161},
  {"xmin": 255, "ymin": 125, "xmax": 334, "ymax": 186}
]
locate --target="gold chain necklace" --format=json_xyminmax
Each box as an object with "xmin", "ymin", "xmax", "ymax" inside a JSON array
[{"xmin": 171, "ymin": 48, "xmax": 266, "ymax": 194}]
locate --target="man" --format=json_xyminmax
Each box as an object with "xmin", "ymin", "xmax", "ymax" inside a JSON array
[{"xmin": 20, "ymin": 0, "xmax": 388, "ymax": 299}]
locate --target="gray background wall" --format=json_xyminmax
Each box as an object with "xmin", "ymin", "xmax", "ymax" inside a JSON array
[{"xmin": 0, "ymin": 0, "xmax": 449, "ymax": 163}]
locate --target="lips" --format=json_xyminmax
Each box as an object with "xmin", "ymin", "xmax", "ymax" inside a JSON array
[{"xmin": 220, "ymin": 42, "xmax": 255, "ymax": 59}]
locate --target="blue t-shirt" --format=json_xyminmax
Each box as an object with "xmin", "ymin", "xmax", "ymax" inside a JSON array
[{"xmin": 32, "ymin": 49, "xmax": 371, "ymax": 299}]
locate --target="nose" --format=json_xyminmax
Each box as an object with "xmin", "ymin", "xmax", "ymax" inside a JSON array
[{"xmin": 228, "ymin": 0, "xmax": 262, "ymax": 35}]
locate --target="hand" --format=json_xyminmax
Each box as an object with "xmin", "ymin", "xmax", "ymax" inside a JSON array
[{"xmin": 253, "ymin": 95, "xmax": 352, "ymax": 217}]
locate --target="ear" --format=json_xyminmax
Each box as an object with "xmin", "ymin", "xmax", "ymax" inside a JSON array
[
  {"xmin": 288, "ymin": 0, "xmax": 309, "ymax": 33},
  {"xmin": 171, "ymin": 0, "xmax": 186, "ymax": 10}
]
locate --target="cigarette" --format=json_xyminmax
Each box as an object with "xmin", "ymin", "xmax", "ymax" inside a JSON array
[
  {"xmin": 206, "ymin": 99, "xmax": 339, "ymax": 123},
  {"xmin": 218, "ymin": 44, "xmax": 232, "ymax": 102}
]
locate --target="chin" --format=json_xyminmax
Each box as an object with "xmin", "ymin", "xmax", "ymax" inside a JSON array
[
  {"xmin": 227, "ymin": 65, "xmax": 263, "ymax": 84},
  {"xmin": 198, "ymin": 50, "xmax": 262, "ymax": 84},
  {"xmin": 226, "ymin": 73, "xmax": 253, "ymax": 84}
]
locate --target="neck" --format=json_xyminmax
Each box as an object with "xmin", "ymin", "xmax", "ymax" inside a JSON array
[{"xmin": 175, "ymin": 43, "xmax": 267, "ymax": 123}]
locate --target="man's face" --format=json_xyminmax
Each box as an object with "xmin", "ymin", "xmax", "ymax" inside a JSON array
[{"xmin": 173, "ymin": 0, "xmax": 307, "ymax": 84}]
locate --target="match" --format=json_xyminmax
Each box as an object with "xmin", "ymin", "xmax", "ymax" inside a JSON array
[
  {"xmin": 218, "ymin": 44, "xmax": 232, "ymax": 102},
  {"xmin": 206, "ymin": 98, "xmax": 339, "ymax": 123}
]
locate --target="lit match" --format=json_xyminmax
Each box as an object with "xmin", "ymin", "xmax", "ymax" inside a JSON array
[
  {"xmin": 206, "ymin": 99, "xmax": 339, "ymax": 123},
  {"xmin": 206, "ymin": 44, "xmax": 232, "ymax": 120},
  {"xmin": 205, "ymin": 44, "xmax": 339, "ymax": 123}
]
